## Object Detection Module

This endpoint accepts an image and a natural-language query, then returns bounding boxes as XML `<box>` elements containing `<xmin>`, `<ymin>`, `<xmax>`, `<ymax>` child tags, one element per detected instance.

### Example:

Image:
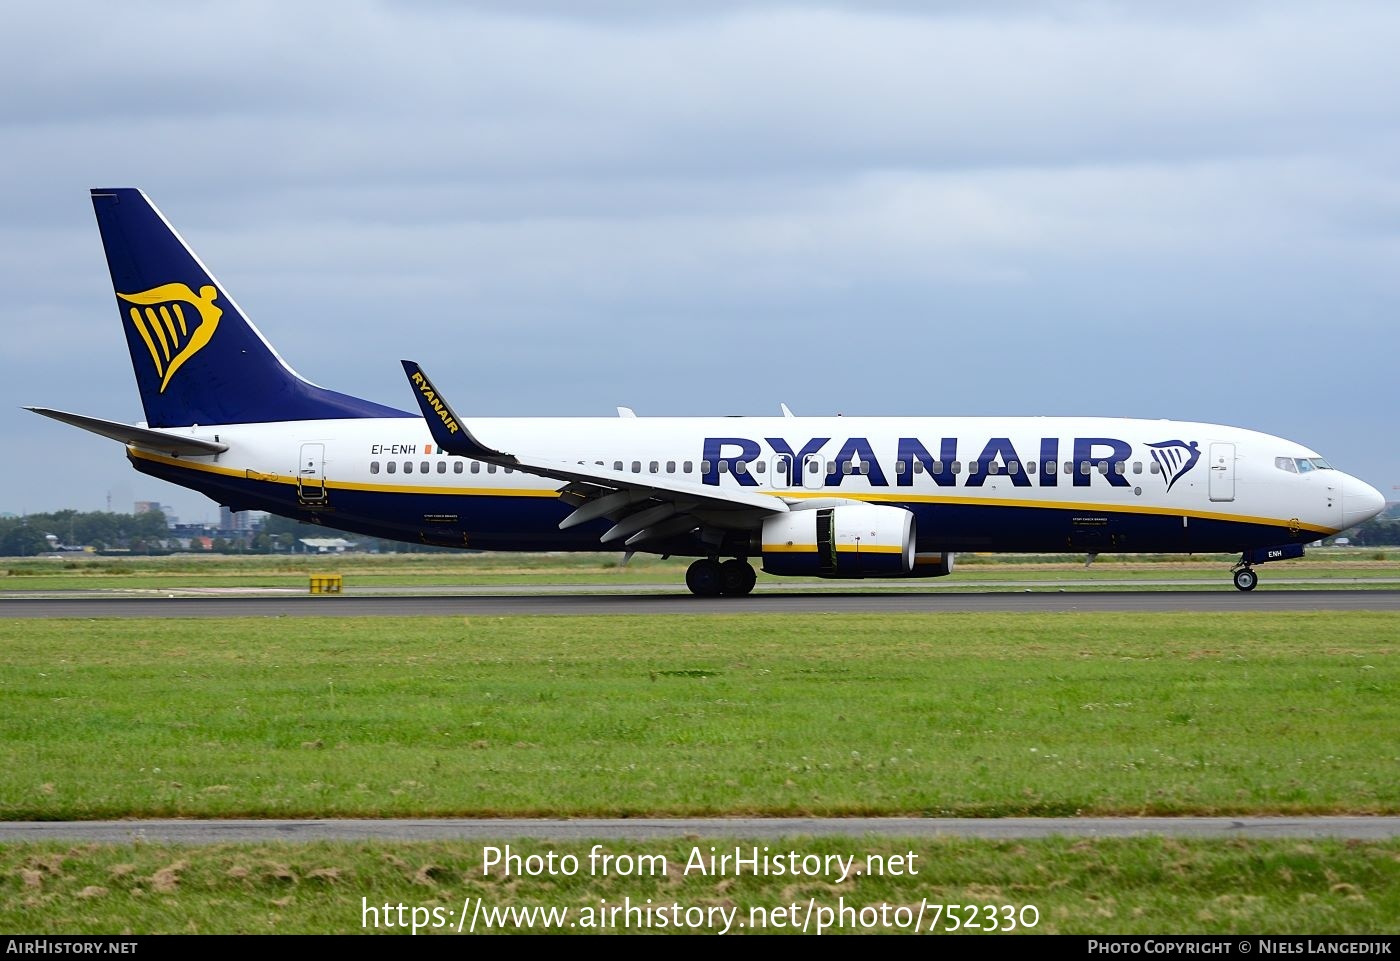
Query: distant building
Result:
<box><xmin>299</xmin><ymin>537</ymin><xmax>357</xmax><ymax>553</ymax></box>
<box><xmin>134</xmin><ymin>501</ymin><xmax>177</xmax><ymax>526</ymax></box>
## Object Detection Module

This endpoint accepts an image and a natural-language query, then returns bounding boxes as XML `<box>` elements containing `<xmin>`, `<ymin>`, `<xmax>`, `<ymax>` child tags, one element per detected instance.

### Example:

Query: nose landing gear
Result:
<box><xmin>1231</xmin><ymin>564</ymin><xmax>1258</xmax><ymax>592</ymax></box>
<box><xmin>1230</xmin><ymin>543</ymin><xmax>1307</xmax><ymax>591</ymax></box>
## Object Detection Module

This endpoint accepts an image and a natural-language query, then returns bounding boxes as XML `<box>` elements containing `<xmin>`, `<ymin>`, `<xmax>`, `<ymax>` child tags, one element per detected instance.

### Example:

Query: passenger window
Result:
<box><xmin>454</xmin><ymin>461</ymin><xmax>463</xmax><ymax>474</ymax></box>
<box><xmin>1027</xmin><ymin>460</ymin><xmax>1037</xmax><ymax>475</ymax></box>
<box><xmin>613</xmin><ymin>460</ymin><xmax>623</xmax><ymax>471</ymax></box>
<box><xmin>951</xmin><ymin>461</ymin><xmax>962</xmax><ymax>474</ymax></box>
<box><xmin>370</xmin><ymin>461</ymin><xmax>380</xmax><ymax>474</ymax></box>
<box><xmin>504</xmin><ymin>467</ymin><xmax>513</xmax><ymax>474</ymax></box>
<box><xmin>487</xmin><ymin>464</ymin><xmax>497</xmax><ymax>474</ymax></box>
<box><xmin>930</xmin><ymin>461</ymin><xmax>941</xmax><ymax>475</ymax></box>
<box><xmin>1114</xmin><ymin>461</ymin><xmax>1125</xmax><ymax>475</ymax></box>
<box><xmin>1064</xmin><ymin>461</ymin><xmax>1073</xmax><ymax>475</ymax></box>
<box><xmin>632</xmin><ymin>461</ymin><xmax>641</xmax><ymax>473</ymax></box>
<box><xmin>649</xmin><ymin>460</ymin><xmax>659</xmax><ymax>473</ymax></box>
<box><xmin>1132</xmin><ymin>462</ymin><xmax>1142</xmax><ymax>475</ymax></box>
<box><xmin>915</xmin><ymin>461</ymin><xmax>926</xmax><ymax>474</ymax></box>
<box><xmin>718</xmin><ymin>461</ymin><xmax>729</xmax><ymax>473</ymax></box>
<box><xmin>755</xmin><ymin>461</ymin><xmax>765</xmax><ymax>473</ymax></box>
<box><xmin>1045</xmin><ymin>460</ymin><xmax>1056</xmax><ymax>475</ymax></box>
<box><xmin>842</xmin><ymin>461</ymin><xmax>853</xmax><ymax>475</ymax></box>
<box><xmin>421</xmin><ymin>461</ymin><xmax>429</xmax><ymax>473</ymax></box>
<box><xmin>472</xmin><ymin>461</ymin><xmax>481</xmax><ymax>474</ymax></box>
<box><xmin>1008</xmin><ymin>461</ymin><xmax>1019</xmax><ymax>475</ymax></box>
<box><xmin>666</xmin><ymin>460</ymin><xmax>676</xmax><ymax>473</ymax></box>
<box><xmin>701</xmin><ymin>460</ymin><xmax>711</xmax><ymax>473</ymax></box>
<box><xmin>1149</xmin><ymin>462</ymin><xmax>1160</xmax><ymax>474</ymax></box>
<box><xmin>1080</xmin><ymin>462</ymin><xmax>1091</xmax><ymax>475</ymax></box>
<box><xmin>404</xmin><ymin>461</ymin><xmax>413</xmax><ymax>473</ymax></box>
<box><xmin>826</xmin><ymin>461</ymin><xmax>837</xmax><ymax>475</ymax></box>
<box><xmin>1097</xmin><ymin>461</ymin><xmax>1109</xmax><ymax>475</ymax></box>
<box><xmin>386</xmin><ymin>461</ymin><xmax>396</xmax><ymax>474</ymax></box>
<box><xmin>684</xmin><ymin>460</ymin><xmax>693</xmax><ymax>473</ymax></box>
<box><xmin>734</xmin><ymin>460</ymin><xmax>747</xmax><ymax>475</ymax></box>
<box><xmin>859</xmin><ymin>462</ymin><xmax>870</xmax><ymax>475</ymax></box>
<box><xmin>437</xmin><ymin>461</ymin><xmax>446</xmax><ymax>474</ymax></box>
<box><xmin>895</xmin><ymin>461</ymin><xmax>906</xmax><ymax>475</ymax></box>
<box><xmin>968</xmin><ymin>460</ymin><xmax>980</xmax><ymax>475</ymax></box>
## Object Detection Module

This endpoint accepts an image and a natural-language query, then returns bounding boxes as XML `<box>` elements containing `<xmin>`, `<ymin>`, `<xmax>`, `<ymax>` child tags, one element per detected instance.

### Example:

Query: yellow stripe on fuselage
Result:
<box><xmin>771</xmin><ymin>489</ymin><xmax>1336</xmax><ymax>535</ymax></box>
<box><xmin>126</xmin><ymin>448</ymin><xmax>1338</xmax><ymax>533</ymax></box>
<box><xmin>761</xmin><ymin>543</ymin><xmax>903</xmax><ymax>554</ymax></box>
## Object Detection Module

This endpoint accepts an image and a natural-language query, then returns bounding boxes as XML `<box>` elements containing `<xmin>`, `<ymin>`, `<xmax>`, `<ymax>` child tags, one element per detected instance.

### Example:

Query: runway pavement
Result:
<box><xmin>1</xmin><ymin>589</ymin><xmax>1398</xmax><ymax>617</ymax></box>
<box><xmin>5</xmin><ymin>817</ymin><xmax>1400</xmax><ymax>843</ymax></box>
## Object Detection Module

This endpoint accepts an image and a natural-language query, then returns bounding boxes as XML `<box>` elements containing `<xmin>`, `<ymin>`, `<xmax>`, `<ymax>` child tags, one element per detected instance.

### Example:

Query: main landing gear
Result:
<box><xmin>685</xmin><ymin>557</ymin><xmax>757</xmax><ymax>597</ymax></box>
<box><xmin>1231</xmin><ymin>564</ymin><xmax>1258</xmax><ymax>592</ymax></box>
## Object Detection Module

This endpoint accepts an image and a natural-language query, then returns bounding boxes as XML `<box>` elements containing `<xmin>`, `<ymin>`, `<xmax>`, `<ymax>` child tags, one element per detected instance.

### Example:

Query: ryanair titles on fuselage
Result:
<box><xmin>702</xmin><ymin>436</ymin><xmax>1199</xmax><ymax>490</ymax></box>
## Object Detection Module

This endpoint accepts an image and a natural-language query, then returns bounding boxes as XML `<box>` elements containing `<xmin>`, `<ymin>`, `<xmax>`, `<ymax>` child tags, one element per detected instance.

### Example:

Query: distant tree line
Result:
<box><xmin>0</xmin><ymin>510</ymin><xmax>169</xmax><ymax>555</ymax></box>
<box><xmin>1344</xmin><ymin>513</ymin><xmax>1400</xmax><ymax>547</ymax></box>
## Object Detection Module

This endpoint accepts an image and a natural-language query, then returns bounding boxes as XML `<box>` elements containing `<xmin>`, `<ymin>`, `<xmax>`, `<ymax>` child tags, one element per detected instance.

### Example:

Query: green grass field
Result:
<box><xmin>3</xmin><ymin>601</ymin><xmax>1397</xmax><ymax>934</ymax></box>
<box><xmin>3</xmin><ymin>612</ymin><xmax>1396</xmax><ymax>819</ymax></box>
<box><xmin>5</xmin><ymin>837</ymin><xmax>1398</xmax><ymax>934</ymax></box>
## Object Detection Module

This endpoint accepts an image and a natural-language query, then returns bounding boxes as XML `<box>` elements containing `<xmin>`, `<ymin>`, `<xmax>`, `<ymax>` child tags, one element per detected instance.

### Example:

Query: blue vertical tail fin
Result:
<box><xmin>91</xmin><ymin>188</ymin><xmax>408</xmax><ymax>427</ymax></box>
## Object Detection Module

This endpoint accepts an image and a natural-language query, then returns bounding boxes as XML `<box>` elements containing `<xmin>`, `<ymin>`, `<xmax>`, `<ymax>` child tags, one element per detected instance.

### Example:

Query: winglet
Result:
<box><xmin>400</xmin><ymin>360</ymin><xmax>510</xmax><ymax>461</ymax></box>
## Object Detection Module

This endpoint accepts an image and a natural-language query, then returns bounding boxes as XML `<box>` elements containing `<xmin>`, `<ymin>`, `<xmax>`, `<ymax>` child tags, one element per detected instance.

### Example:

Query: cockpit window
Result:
<box><xmin>1277</xmin><ymin>456</ymin><xmax>1333</xmax><ymax>474</ymax></box>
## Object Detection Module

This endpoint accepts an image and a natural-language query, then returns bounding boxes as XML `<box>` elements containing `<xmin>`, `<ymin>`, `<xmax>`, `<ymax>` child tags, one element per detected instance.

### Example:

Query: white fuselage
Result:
<box><xmin>128</xmin><ymin>414</ymin><xmax>1378</xmax><ymax>557</ymax></box>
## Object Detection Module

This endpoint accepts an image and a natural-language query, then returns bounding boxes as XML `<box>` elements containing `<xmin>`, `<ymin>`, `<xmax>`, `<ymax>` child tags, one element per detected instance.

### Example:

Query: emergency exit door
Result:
<box><xmin>1208</xmin><ymin>443</ymin><xmax>1235</xmax><ymax>502</ymax></box>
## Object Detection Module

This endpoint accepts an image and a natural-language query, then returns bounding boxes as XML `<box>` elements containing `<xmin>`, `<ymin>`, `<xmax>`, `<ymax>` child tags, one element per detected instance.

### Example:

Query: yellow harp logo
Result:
<box><xmin>118</xmin><ymin>283</ymin><xmax>222</xmax><ymax>393</ymax></box>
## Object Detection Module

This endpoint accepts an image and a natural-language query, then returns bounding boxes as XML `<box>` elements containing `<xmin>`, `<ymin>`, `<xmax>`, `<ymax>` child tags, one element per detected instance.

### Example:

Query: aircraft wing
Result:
<box><xmin>25</xmin><ymin>407</ymin><xmax>229</xmax><ymax>457</ymax></box>
<box><xmin>400</xmin><ymin>361</ymin><xmax>787</xmax><ymax>548</ymax></box>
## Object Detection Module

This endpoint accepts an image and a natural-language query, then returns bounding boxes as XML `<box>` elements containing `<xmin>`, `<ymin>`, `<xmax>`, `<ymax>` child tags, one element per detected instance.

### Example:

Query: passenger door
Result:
<box><xmin>1208</xmin><ymin>443</ymin><xmax>1235</xmax><ymax>502</ymax></box>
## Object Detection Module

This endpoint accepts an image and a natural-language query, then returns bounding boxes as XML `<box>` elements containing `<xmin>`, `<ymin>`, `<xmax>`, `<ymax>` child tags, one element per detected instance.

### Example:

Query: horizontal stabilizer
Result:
<box><xmin>25</xmin><ymin>407</ymin><xmax>228</xmax><ymax>456</ymax></box>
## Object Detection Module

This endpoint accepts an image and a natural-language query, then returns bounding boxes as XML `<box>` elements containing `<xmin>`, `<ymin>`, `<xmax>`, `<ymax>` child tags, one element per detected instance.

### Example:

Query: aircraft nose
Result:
<box><xmin>1340</xmin><ymin>474</ymin><xmax>1386</xmax><ymax>530</ymax></box>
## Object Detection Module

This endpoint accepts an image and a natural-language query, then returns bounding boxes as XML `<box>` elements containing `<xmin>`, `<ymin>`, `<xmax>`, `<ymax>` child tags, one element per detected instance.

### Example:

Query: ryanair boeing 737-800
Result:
<box><xmin>27</xmin><ymin>188</ymin><xmax>1386</xmax><ymax>595</ymax></box>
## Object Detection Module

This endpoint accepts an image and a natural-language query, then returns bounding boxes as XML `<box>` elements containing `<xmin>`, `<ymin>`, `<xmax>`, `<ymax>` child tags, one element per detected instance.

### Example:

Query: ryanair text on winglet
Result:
<box><xmin>411</xmin><ymin>371</ymin><xmax>460</xmax><ymax>434</ymax></box>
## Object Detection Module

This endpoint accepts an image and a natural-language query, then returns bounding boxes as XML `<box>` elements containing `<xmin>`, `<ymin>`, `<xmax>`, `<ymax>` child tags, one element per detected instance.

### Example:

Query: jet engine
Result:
<box><xmin>760</xmin><ymin>504</ymin><xmax>916</xmax><ymax>578</ymax></box>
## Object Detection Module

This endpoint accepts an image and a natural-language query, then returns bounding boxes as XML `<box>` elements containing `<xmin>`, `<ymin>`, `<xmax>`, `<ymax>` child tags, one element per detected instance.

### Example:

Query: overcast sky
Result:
<box><xmin>2</xmin><ymin>1</ymin><xmax>1397</xmax><ymax>523</ymax></box>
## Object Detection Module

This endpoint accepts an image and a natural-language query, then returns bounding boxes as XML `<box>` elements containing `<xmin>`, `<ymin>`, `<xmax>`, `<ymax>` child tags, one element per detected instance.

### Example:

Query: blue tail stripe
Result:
<box><xmin>92</xmin><ymin>188</ymin><xmax>410</xmax><ymax>427</ymax></box>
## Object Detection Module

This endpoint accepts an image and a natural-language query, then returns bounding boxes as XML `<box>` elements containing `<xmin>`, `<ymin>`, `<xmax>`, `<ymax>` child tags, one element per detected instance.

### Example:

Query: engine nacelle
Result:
<box><xmin>909</xmin><ymin>551</ymin><xmax>956</xmax><ymax>577</ymax></box>
<box><xmin>761</xmin><ymin>504</ymin><xmax>916</xmax><ymax>578</ymax></box>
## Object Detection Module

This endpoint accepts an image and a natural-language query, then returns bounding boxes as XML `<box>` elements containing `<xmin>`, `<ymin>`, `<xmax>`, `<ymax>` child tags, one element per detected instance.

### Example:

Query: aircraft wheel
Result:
<box><xmin>719</xmin><ymin>559</ymin><xmax>757</xmax><ymax>596</ymax></box>
<box><xmin>1232</xmin><ymin>568</ymin><xmax>1258</xmax><ymax>592</ymax></box>
<box><xmin>686</xmin><ymin>558</ymin><xmax>724</xmax><ymax>597</ymax></box>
